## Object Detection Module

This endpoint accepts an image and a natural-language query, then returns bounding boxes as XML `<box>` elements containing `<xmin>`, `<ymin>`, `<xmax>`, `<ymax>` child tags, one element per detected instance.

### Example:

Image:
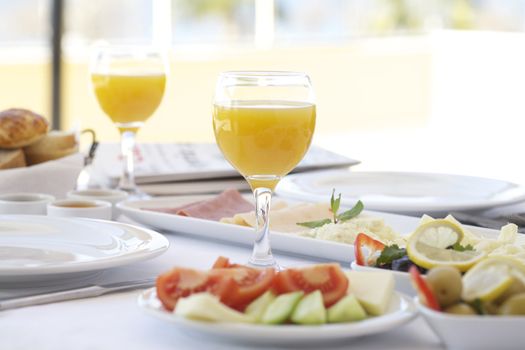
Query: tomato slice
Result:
<box><xmin>409</xmin><ymin>265</ymin><xmax>441</xmax><ymax>311</ymax></box>
<box><xmin>354</xmin><ymin>232</ymin><xmax>385</xmax><ymax>266</ymax></box>
<box><xmin>273</xmin><ymin>264</ymin><xmax>348</xmax><ymax>307</ymax></box>
<box><xmin>156</xmin><ymin>265</ymin><xmax>276</xmax><ymax>311</ymax></box>
<box><xmin>212</xmin><ymin>267</ymin><xmax>276</xmax><ymax>310</ymax></box>
<box><xmin>211</xmin><ymin>256</ymin><xmax>245</xmax><ymax>269</ymax></box>
<box><xmin>156</xmin><ymin>268</ymin><xmax>234</xmax><ymax>311</ymax></box>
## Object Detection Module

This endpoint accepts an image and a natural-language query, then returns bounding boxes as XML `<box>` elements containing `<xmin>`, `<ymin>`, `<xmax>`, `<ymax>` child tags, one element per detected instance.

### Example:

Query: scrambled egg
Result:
<box><xmin>298</xmin><ymin>215</ymin><xmax>405</xmax><ymax>247</ymax></box>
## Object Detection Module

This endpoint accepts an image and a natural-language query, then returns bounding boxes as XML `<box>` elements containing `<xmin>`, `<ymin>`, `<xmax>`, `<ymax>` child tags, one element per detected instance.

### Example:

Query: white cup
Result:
<box><xmin>66</xmin><ymin>189</ymin><xmax>128</xmax><ymax>220</ymax></box>
<box><xmin>0</xmin><ymin>193</ymin><xmax>55</xmax><ymax>215</ymax></box>
<box><xmin>47</xmin><ymin>199</ymin><xmax>112</xmax><ymax>220</ymax></box>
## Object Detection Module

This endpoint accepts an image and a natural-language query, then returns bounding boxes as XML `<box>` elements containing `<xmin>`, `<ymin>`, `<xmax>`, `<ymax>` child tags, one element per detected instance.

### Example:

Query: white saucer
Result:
<box><xmin>276</xmin><ymin>170</ymin><xmax>525</xmax><ymax>215</ymax></box>
<box><xmin>0</xmin><ymin>215</ymin><xmax>169</xmax><ymax>283</ymax></box>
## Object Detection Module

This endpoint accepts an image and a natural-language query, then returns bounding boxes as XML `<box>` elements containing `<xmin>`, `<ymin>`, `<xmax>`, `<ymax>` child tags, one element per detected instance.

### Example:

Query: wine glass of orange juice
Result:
<box><xmin>213</xmin><ymin>71</ymin><xmax>316</xmax><ymax>268</ymax></box>
<box><xmin>90</xmin><ymin>46</ymin><xmax>167</xmax><ymax>196</ymax></box>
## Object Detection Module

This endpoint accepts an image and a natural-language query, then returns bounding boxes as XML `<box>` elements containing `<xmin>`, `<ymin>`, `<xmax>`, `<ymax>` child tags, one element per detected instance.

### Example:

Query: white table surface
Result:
<box><xmin>1</xmin><ymin>218</ymin><xmax>445</xmax><ymax>350</ymax></box>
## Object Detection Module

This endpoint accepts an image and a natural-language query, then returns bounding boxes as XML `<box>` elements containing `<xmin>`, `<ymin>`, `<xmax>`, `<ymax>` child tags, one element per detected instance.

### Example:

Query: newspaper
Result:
<box><xmin>91</xmin><ymin>143</ymin><xmax>359</xmax><ymax>194</ymax></box>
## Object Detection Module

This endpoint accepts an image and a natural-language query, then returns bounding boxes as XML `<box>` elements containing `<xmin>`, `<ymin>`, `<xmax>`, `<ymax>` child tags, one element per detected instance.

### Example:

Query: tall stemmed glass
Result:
<box><xmin>90</xmin><ymin>46</ymin><xmax>167</xmax><ymax>197</ymax></box>
<box><xmin>213</xmin><ymin>71</ymin><xmax>316</xmax><ymax>268</ymax></box>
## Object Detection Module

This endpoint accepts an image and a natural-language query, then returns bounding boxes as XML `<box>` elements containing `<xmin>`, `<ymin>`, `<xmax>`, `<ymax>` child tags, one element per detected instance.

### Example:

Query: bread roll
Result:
<box><xmin>0</xmin><ymin>148</ymin><xmax>26</xmax><ymax>169</ymax></box>
<box><xmin>23</xmin><ymin>130</ymin><xmax>78</xmax><ymax>165</ymax></box>
<box><xmin>0</xmin><ymin>108</ymin><xmax>49</xmax><ymax>148</ymax></box>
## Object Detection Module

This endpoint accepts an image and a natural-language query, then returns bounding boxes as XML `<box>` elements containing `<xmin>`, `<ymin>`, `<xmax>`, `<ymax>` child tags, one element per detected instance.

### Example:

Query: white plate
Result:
<box><xmin>138</xmin><ymin>288</ymin><xmax>416</xmax><ymax>345</ymax></box>
<box><xmin>117</xmin><ymin>195</ymin><xmax>513</xmax><ymax>263</ymax></box>
<box><xmin>276</xmin><ymin>170</ymin><xmax>525</xmax><ymax>215</ymax></box>
<box><xmin>0</xmin><ymin>215</ymin><xmax>169</xmax><ymax>283</ymax></box>
<box><xmin>415</xmin><ymin>298</ymin><xmax>525</xmax><ymax>350</ymax></box>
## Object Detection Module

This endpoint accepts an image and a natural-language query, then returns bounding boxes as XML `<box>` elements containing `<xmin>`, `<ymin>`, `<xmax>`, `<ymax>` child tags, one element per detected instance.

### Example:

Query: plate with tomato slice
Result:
<box><xmin>138</xmin><ymin>259</ymin><xmax>417</xmax><ymax>345</ymax></box>
<box><xmin>139</xmin><ymin>289</ymin><xmax>415</xmax><ymax>344</ymax></box>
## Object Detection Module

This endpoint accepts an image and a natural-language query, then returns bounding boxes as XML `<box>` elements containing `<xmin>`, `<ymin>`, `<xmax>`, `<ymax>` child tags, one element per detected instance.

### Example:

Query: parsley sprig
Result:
<box><xmin>375</xmin><ymin>245</ymin><xmax>407</xmax><ymax>266</ymax></box>
<box><xmin>297</xmin><ymin>189</ymin><xmax>364</xmax><ymax>228</ymax></box>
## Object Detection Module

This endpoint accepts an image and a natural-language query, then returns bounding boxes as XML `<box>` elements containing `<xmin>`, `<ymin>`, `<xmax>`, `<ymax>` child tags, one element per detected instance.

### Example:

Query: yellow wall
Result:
<box><xmin>0</xmin><ymin>39</ymin><xmax>432</xmax><ymax>144</ymax></box>
<box><xmin>0</xmin><ymin>62</ymin><xmax>50</xmax><ymax>119</ymax></box>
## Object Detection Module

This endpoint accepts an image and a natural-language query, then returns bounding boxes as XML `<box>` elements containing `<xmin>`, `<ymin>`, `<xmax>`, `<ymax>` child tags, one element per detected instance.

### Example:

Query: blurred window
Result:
<box><xmin>0</xmin><ymin>0</ymin><xmax>49</xmax><ymax>46</ymax></box>
<box><xmin>1</xmin><ymin>1</ymin><xmax>525</xmax><ymax>51</ymax></box>
<box><xmin>0</xmin><ymin>0</ymin><xmax>49</xmax><ymax>118</ymax></box>
<box><xmin>171</xmin><ymin>0</ymin><xmax>255</xmax><ymax>45</ymax></box>
<box><xmin>64</xmin><ymin>0</ymin><xmax>153</xmax><ymax>49</ymax></box>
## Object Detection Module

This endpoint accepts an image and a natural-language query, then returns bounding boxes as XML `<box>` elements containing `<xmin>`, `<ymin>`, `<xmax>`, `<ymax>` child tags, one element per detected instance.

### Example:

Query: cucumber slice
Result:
<box><xmin>327</xmin><ymin>294</ymin><xmax>367</xmax><ymax>323</ymax></box>
<box><xmin>291</xmin><ymin>290</ymin><xmax>327</xmax><ymax>325</ymax></box>
<box><xmin>245</xmin><ymin>291</ymin><xmax>276</xmax><ymax>322</ymax></box>
<box><xmin>261</xmin><ymin>291</ymin><xmax>304</xmax><ymax>324</ymax></box>
<box><xmin>175</xmin><ymin>293</ymin><xmax>255</xmax><ymax>323</ymax></box>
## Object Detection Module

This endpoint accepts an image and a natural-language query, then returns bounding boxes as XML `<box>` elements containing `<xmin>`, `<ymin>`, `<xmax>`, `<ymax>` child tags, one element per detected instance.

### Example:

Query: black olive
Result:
<box><xmin>391</xmin><ymin>256</ymin><xmax>413</xmax><ymax>272</ymax></box>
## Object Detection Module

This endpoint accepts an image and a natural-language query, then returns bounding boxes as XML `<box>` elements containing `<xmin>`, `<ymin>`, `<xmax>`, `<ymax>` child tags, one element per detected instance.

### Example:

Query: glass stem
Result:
<box><xmin>119</xmin><ymin>130</ymin><xmax>137</xmax><ymax>191</ymax></box>
<box><xmin>249</xmin><ymin>187</ymin><xmax>277</xmax><ymax>267</ymax></box>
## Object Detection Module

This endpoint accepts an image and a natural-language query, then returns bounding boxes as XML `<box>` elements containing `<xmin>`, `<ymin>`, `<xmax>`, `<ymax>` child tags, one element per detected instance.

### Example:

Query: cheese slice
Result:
<box><xmin>345</xmin><ymin>271</ymin><xmax>395</xmax><ymax>316</ymax></box>
<box><xmin>221</xmin><ymin>202</ymin><xmax>331</xmax><ymax>233</ymax></box>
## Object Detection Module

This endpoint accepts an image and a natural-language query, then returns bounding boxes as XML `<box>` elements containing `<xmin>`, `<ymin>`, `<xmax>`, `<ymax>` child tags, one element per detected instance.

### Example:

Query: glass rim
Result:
<box><xmin>219</xmin><ymin>71</ymin><xmax>309</xmax><ymax>79</ymax></box>
<box><xmin>90</xmin><ymin>44</ymin><xmax>167</xmax><ymax>55</ymax></box>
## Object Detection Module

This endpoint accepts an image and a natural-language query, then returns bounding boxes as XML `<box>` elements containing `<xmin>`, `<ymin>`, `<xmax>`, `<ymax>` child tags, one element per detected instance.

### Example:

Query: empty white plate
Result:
<box><xmin>0</xmin><ymin>215</ymin><xmax>169</xmax><ymax>283</ymax></box>
<box><xmin>276</xmin><ymin>170</ymin><xmax>525</xmax><ymax>215</ymax></box>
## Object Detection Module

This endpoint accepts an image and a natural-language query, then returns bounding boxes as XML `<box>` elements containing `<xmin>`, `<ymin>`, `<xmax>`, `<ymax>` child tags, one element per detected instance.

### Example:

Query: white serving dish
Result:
<box><xmin>138</xmin><ymin>288</ymin><xmax>416</xmax><ymax>345</ymax></box>
<box><xmin>416</xmin><ymin>298</ymin><xmax>525</xmax><ymax>350</ymax></box>
<box><xmin>47</xmin><ymin>199</ymin><xmax>112</xmax><ymax>220</ymax></box>
<box><xmin>0</xmin><ymin>193</ymin><xmax>55</xmax><ymax>215</ymax></box>
<box><xmin>67</xmin><ymin>189</ymin><xmax>128</xmax><ymax>220</ymax></box>
<box><xmin>118</xmin><ymin>195</ymin><xmax>515</xmax><ymax>266</ymax></box>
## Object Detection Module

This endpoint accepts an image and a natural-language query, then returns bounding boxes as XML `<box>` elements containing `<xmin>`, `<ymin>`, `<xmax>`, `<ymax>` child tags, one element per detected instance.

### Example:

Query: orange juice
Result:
<box><xmin>213</xmin><ymin>100</ymin><xmax>316</xmax><ymax>190</ymax></box>
<box><xmin>92</xmin><ymin>73</ymin><xmax>166</xmax><ymax>132</ymax></box>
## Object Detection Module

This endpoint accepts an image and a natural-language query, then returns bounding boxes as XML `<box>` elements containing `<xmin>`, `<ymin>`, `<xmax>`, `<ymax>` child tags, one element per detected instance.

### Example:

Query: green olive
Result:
<box><xmin>444</xmin><ymin>303</ymin><xmax>477</xmax><ymax>315</ymax></box>
<box><xmin>426</xmin><ymin>266</ymin><xmax>462</xmax><ymax>308</ymax></box>
<box><xmin>499</xmin><ymin>293</ymin><xmax>525</xmax><ymax>315</ymax></box>
<box><xmin>482</xmin><ymin>301</ymin><xmax>500</xmax><ymax>315</ymax></box>
<box><xmin>495</xmin><ymin>278</ymin><xmax>525</xmax><ymax>305</ymax></box>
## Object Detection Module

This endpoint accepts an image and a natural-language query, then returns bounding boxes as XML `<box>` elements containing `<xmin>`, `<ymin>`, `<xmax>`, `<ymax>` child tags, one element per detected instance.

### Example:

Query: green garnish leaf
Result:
<box><xmin>297</xmin><ymin>218</ymin><xmax>332</xmax><ymax>229</ymax></box>
<box><xmin>330</xmin><ymin>189</ymin><xmax>341</xmax><ymax>223</ymax></box>
<box><xmin>375</xmin><ymin>244</ymin><xmax>407</xmax><ymax>266</ymax></box>
<box><xmin>337</xmin><ymin>200</ymin><xmax>364</xmax><ymax>222</ymax></box>
<box><xmin>296</xmin><ymin>190</ymin><xmax>364</xmax><ymax>228</ymax></box>
<box><xmin>450</xmin><ymin>243</ymin><xmax>474</xmax><ymax>252</ymax></box>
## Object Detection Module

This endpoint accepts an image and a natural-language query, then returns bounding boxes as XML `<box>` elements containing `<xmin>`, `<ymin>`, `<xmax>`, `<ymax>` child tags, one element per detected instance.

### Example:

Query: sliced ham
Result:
<box><xmin>144</xmin><ymin>200</ymin><xmax>205</xmax><ymax>215</ymax></box>
<box><xmin>145</xmin><ymin>189</ymin><xmax>254</xmax><ymax>221</ymax></box>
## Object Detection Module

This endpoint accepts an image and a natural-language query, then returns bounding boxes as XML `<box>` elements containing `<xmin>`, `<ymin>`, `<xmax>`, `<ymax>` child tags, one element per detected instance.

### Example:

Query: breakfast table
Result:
<box><xmin>0</xmin><ymin>214</ymin><xmax>447</xmax><ymax>350</ymax></box>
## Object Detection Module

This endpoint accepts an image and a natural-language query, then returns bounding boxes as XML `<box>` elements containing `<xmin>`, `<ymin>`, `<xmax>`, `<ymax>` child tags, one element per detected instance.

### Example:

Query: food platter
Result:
<box><xmin>118</xmin><ymin>195</ymin><xmax>505</xmax><ymax>262</ymax></box>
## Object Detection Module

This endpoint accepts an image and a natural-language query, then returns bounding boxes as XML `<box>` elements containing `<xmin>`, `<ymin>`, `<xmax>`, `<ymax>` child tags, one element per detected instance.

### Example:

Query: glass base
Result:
<box><xmin>247</xmin><ymin>255</ymin><xmax>281</xmax><ymax>270</ymax></box>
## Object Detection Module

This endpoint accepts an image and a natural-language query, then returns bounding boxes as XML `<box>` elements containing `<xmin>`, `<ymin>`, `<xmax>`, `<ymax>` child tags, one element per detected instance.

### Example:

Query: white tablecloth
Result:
<box><xmin>1</xmin><ymin>219</ymin><xmax>444</xmax><ymax>350</ymax></box>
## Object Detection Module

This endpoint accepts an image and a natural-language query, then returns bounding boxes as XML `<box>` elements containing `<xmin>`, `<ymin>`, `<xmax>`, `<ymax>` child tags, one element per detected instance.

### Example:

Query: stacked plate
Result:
<box><xmin>0</xmin><ymin>215</ymin><xmax>169</xmax><ymax>284</ymax></box>
<box><xmin>276</xmin><ymin>170</ymin><xmax>525</xmax><ymax>215</ymax></box>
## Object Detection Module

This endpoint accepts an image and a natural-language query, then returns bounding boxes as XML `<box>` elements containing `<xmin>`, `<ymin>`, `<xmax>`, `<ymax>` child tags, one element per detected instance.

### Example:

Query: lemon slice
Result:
<box><xmin>412</xmin><ymin>219</ymin><xmax>464</xmax><ymax>248</ymax></box>
<box><xmin>407</xmin><ymin>220</ymin><xmax>484</xmax><ymax>271</ymax></box>
<box><xmin>462</xmin><ymin>256</ymin><xmax>525</xmax><ymax>302</ymax></box>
